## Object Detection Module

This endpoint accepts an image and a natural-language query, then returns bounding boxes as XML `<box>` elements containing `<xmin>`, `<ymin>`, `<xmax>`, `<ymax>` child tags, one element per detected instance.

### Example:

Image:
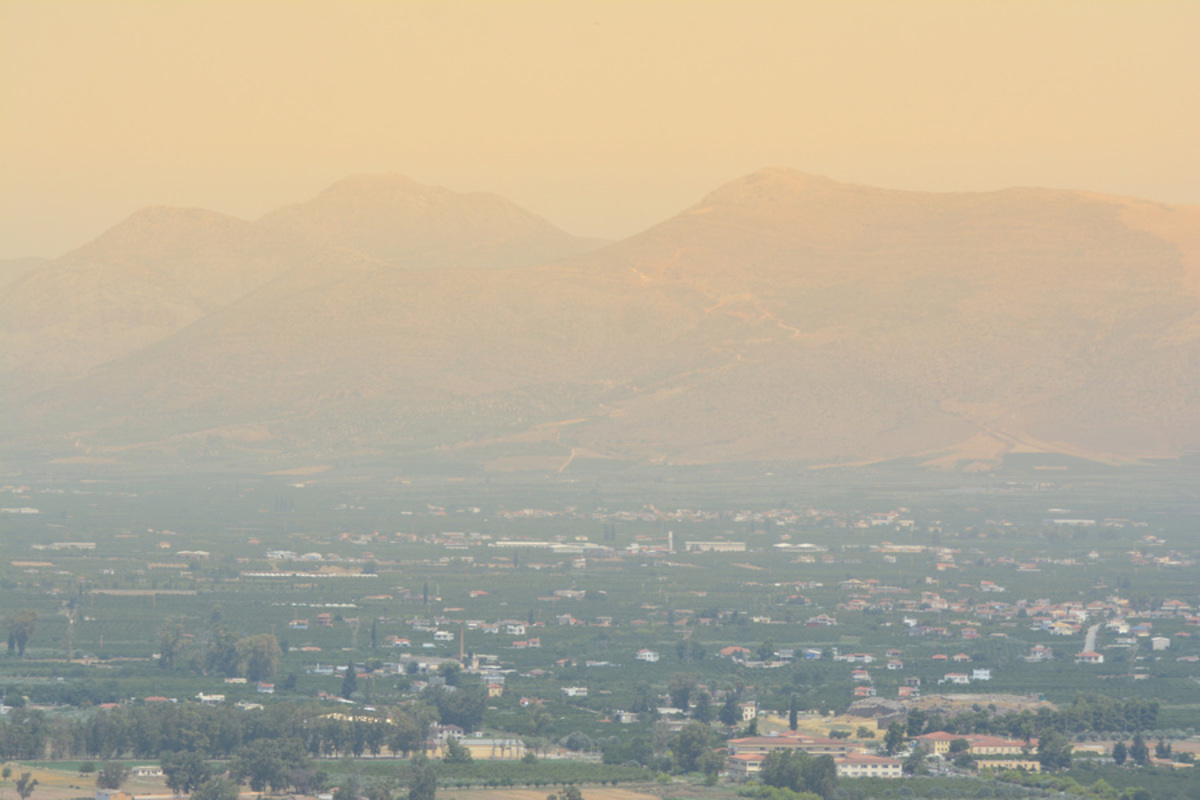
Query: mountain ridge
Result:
<box><xmin>256</xmin><ymin>172</ymin><xmax>605</xmax><ymax>268</ymax></box>
<box><xmin>1</xmin><ymin>175</ymin><xmax>604</xmax><ymax>386</ymax></box>
<box><xmin>4</xmin><ymin>169</ymin><xmax>1198</xmax><ymax>473</ymax></box>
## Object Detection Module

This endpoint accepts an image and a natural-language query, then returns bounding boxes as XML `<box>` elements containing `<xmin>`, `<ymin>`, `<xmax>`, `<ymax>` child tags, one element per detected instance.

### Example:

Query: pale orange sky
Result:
<box><xmin>2</xmin><ymin>0</ymin><xmax>1198</xmax><ymax>259</ymax></box>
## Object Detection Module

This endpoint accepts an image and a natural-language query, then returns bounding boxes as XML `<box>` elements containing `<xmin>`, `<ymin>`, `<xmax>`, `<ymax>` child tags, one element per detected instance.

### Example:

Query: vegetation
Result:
<box><xmin>759</xmin><ymin>750</ymin><xmax>838</xmax><ymax>799</ymax></box>
<box><xmin>95</xmin><ymin>761</ymin><xmax>129</xmax><ymax>790</ymax></box>
<box><xmin>4</xmin><ymin>612</ymin><xmax>37</xmax><ymax>658</ymax></box>
<box><xmin>0</xmin><ymin>469</ymin><xmax>1197</xmax><ymax>800</ymax></box>
<box><xmin>14</xmin><ymin>772</ymin><xmax>37</xmax><ymax>800</ymax></box>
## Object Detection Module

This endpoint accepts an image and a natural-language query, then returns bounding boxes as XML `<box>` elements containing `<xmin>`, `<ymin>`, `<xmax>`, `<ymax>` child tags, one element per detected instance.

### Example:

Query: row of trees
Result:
<box><xmin>757</xmin><ymin>749</ymin><xmax>838</xmax><ymax>800</ymax></box>
<box><xmin>0</xmin><ymin>696</ymin><xmax>446</xmax><ymax>761</ymax></box>
<box><xmin>84</xmin><ymin>738</ymin><xmax>428</xmax><ymax>800</ymax></box>
<box><xmin>159</xmin><ymin>615</ymin><xmax>283</xmax><ymax>682</ymax></box>
<box><xmin>903</xmin><ymin>694</ymin><xmax>1159</xmax><ymax>740</ymax></box>
<box><xmin>4</xmin><ymin>611</ymin><xmax>37</xmax><ymax>658</ymax></box>
<box><xmin>1110</xmin><ymin>733</ymin><xmax>1192</xmax><ymax>766</ymax></box>
<box><xmin>5</xmin><ymin>607</ymin><xmax>274</xmax><ymax>670</ymax></box>
<box><xmin>661</xmin><ymin>674</ymin><xmax>750</xmax><ymax>727</ymax></box>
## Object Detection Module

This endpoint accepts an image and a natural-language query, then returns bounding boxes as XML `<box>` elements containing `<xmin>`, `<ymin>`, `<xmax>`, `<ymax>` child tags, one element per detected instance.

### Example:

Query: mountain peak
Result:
<box><xmin>696</xmin><ymin>168</ymin><xmax>854</xmax><ymax>209</ymax></box>
<box><xmin>257</xmin><ymin>174</ymin><xmax>594</xmax><ymax>268</ymax></box>
<box><xmin>69</xmin><ymin>206</ymin><xmax>254</xmax><ymax>261</ymax></box>
<box><xmin>317</xmin><ymin>172</ymin><xmax>448</xmax><ymax>198</ymax></box>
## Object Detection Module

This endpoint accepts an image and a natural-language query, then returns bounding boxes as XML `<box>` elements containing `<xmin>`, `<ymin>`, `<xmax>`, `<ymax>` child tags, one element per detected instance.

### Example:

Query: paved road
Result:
<box><xmin>1084</xmin><ymin>623</ymin><xmax>1100</xmax><ymax>652</ymax></box>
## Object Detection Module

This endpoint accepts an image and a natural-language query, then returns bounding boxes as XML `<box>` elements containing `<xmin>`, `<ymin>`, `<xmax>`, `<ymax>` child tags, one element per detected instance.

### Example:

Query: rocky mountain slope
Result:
<box><xmin>0</xmin><ymin>176</ymin><xmax>603</xmax><ymax>386</ymax></box>
<box><xmin>4</xmin><ymin>169</ymin><xmax>1197</xmax><ymax>472</ymax></box>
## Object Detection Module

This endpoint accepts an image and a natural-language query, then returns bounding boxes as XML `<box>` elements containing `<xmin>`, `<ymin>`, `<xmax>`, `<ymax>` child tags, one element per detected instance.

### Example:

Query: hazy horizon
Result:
<box><xmin>3</xmin><ymin>1</ymin><xmax>1198</xmax><ymax>260</ymax></box>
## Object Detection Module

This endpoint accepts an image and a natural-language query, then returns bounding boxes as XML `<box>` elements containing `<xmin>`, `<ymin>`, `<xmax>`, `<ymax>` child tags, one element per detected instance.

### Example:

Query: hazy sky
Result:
<box><xmin>2</xmin><ymin>0</ymin><xmax>1198</xmax><ymax>259</ymax></box>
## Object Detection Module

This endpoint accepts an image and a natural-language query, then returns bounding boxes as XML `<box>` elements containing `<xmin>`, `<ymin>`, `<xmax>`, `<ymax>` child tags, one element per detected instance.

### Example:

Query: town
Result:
<box><xmin>0</xmin><ymin>468</ymin><xmax>1197</xmax><ymax>800</ymax></box>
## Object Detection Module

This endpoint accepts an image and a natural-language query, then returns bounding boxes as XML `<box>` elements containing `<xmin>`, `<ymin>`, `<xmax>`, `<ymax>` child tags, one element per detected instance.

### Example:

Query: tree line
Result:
<box><xmin>903</xmin><ymin>694</ymin><xmax>1158</xmax><ymax>740</ymax></box>
<box><xmin>0</xmin><ymin>696</ymin><xmax>450</xmax><ymax>762</ymax></box>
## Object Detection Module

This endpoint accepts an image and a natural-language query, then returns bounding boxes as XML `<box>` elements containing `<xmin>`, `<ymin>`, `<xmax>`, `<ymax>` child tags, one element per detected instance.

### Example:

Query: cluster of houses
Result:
<box><xmin>726</xmin><ymin>731</ymin><xmax>901</xmax><ymax>779</ymax></box>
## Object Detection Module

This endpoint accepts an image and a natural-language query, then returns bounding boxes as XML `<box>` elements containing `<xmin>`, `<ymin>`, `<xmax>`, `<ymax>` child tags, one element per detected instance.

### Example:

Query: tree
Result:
<box><xmin>903</xmin><ymin>744</ymin><xmax>929</xmax><ymax>775</ymax></box>
<box><xmin>719</xmin><ymin>695</ymin><xmax>740</xmax><ymax>726</ymax></box>
<box><xmin>421</xmin><ymin>685</ymin><xmax>486</xmax><ymax>731</ymax></box>
<box><xmin>204</xmin><ymin>626</ymin><xmax>241</xmax><ymax>677</ymax></box>
<box><xmin>364</xmin><ymin>781</ymin><xmax>392</xmax><ymax>800</ymax></box>
<box><xmin>527</xmin><ymin>705</ymin><xmax>554</xmax><ymax>736</ymax></box>
<box><xmin>1130</xmin><ymin>733</ymin><xmax>1150</xmax><ymax>766</ymax></box>
<box><xmin>443</xmin><ymin>738</ymin><xmax>472</xmax><ymax>763</ymax></box>
<box><xmin>96</xmin><ymin>763</ymin><xmax>128</xmax><ymax>790</ymax></box>
<box><xmin>237</xmin><ymin>634</ymin><xmax>282</xmax><ymax>682</ymax></box>
<box><xmin>948</xmin><ymin>738</ymin><xmax>971</xmax><ymax>756</ymax></box>
<box><xmin>341</xmin><ymin>668</ymin><xmax>358</xmax><ymax>699</ymax></box>
<box><xmin>561</xmin><ymin>787</ymin><xmax>583</xmax><ymax>800</ymax></box>
<box><xmin>802</xmin><ymin>755</ymin><xmax>838</xmax><ymax>800</ymax></box>
<box><xmin>561</xmin><ymin>731</ymin><xmax>594</xmax><ymax>752</ymax></box>
<box><xmin>389</xmin><ymin>707</ymin><xmax>431</xmax><ymax>757</ymax></box>
<box><xmin>5</xmin><ymin>612</ymin><xmax>38</xmax><ymax>658</ymax></box>
<box><xmin>667</xmin><ymin>673</ymin><xmax>696</xmax><ymax>711</ymax></box>
<box><xmin>676</xmin><ymin>639</ymin><xmax>706</xmax><ymax>662</ymax></box>
<box><xmin>1154</xmin><ymin>739</ymin><xmax>1172</xmax><ymax>759</ymax></box>
<box><xmin>789</xmin><ymin>695</ymin><xmax>799</xmax><ymax>731</ymax></box>
<box><xmin>158</xmin><ymin>617</ymin><xmax>186</xmax><ymax>670</ymax></box>
<box><xmin>757</xmin><ymin>639</ymin><xmax>775</xmax><ymax>661</ymax></box>
<box><xmin>437</xmin><ymin>662</ymin><xmax>460</xmax><ymax>686</ymax></box>
<box><xmin>905</xmin><ymin>708</ymin><xmax>927</xmax><ymax>737</ymax></box>
<box><xmin>407</xmin><ymin>753</ymin><xmax>436</xmax><ymax>800</ymax></box>
<box><xmin>161</xmin><ymin>750</ymin><xmax>212</xmax><ymax>794</ymax></box>
<box><xmin>884</xmin><ymin>721</ymin><xmax>905</xmax><ymax>756</ymax></box>
<box><xmin>630</xmin><ymin>683</ymin><xmax>656</xmax><ymax>714</ymax></box>
<box><xmin>952</xmin><ymin>751</ymin><xmax>976</xmax><ymax>769</ymax></box>
<box><xmin>761</xmin><ymin>750</ymin><xmax>803</xmax><ymax>791</ymax></box>
<box><xmin>191</xmin><ymin>778</ymin><xmax>239</xmax><ymax>800</ymax></box>
<box><xmin>671</xmin><ymin>722</ymin><xmax>711</xmax><ymax>773</ymax></box>
<box><xmin>760</xmin><ymin>750</ymin><xmax>837</xmax><ymax>800</ymax></box>
<box><xmin>1111</xmin><ymin>740</ymin><xmax>1127</xmax><ymax>765</ymax></box>
<box><xmin>333</xmin><ymin>776</ymin><xmax>360</xmax><ymax>800</ymax></box>
<box><xmin>14</xmin><ymin>774</ymin><xmax>37</xmax><ymax>800</ymax></box>
<box><xmin>692</xmin><ymin>691</ymin><xmax>713</xmax><ymax>723</ymax></box>
<box><xmin>231</xmin><ymin>737</ymin><xmax>310</xmax><ymax>792</ymax></box>
<box><xmin>1037</xmin><ymin>730</ymin><xmax>1073</xmax><ymax>771</ymax></box>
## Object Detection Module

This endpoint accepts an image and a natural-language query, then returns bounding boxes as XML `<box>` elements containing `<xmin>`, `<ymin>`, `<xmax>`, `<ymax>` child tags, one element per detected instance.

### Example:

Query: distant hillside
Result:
<box><xmin>0</xmin><ymin>176</ymin><xmax>603</xmax><ymax>386</ymax></box>
<box><xmin>257</xmin><ymin>173</ymin><xmax>606</xmax><ymax>268</ymax></box>
<box><xmin>4</xmin><ymin>169</ymin><xmax>1198</xmax><ymax>473</ymax></box>
<box><xmin>0</xmin><ymin>256</ymin><xmax>47</xmax><ymax>290</ymax></box>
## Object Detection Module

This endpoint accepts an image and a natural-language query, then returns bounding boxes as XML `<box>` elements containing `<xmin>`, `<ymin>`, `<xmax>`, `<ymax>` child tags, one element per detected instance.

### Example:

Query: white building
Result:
<box><xmin>685</xmin><ymin>541</ymin><xmax>747</xmax><ymax>553</ymax></box>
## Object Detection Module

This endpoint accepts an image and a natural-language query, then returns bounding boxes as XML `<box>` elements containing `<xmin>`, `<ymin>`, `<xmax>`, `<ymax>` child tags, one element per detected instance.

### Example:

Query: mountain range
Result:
<box><xmin>3</xmin><ymin>169</ymin><xmax>1198</xmax><ymax>473</ymax></box>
